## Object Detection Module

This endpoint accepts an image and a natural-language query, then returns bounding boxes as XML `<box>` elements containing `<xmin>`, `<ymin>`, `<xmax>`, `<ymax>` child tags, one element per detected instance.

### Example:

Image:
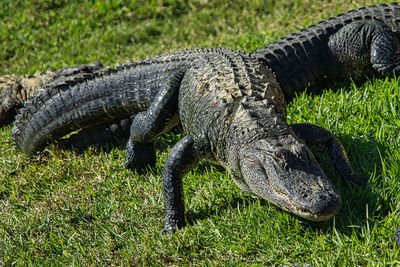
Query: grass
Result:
<box><xmin>0</xmin><ymin>0</ymin><xmax>399</xmax><ymax>265</ymax></box>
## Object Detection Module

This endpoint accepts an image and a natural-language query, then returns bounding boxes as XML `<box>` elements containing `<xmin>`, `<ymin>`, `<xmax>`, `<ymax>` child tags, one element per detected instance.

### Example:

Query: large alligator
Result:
<box><xmin>12</xmin><ymin>48</ymin><xmax>362</xmax><ymax>232</ymax></box>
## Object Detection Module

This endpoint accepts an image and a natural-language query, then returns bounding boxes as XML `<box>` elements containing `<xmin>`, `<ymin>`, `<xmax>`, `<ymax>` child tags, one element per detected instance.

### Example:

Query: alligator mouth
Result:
<box><xmin>292</xmin><ymin>204</ymin><xmax>338</xmax><ymax>222</ymax></box>
<box><xmin>266</xmin><ymin>174</ymin><xmax>339</xmax><ymax>221</ymax></box>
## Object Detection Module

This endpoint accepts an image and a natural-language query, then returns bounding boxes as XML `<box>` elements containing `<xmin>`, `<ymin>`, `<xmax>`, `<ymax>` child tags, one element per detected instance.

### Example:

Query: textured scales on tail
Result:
<box><xmin>254</xmin><ymin>2</ymin><xmax>400</xmax><ymax>100</ymax></box>
<box><xmin>0</xmin><ymin>62</ymin><xmax>103</xmax><ymax>125</ymax></box>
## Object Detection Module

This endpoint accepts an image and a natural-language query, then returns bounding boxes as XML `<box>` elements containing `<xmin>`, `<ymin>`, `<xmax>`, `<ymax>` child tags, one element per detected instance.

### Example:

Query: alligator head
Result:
<box><xmin>233</xmin><ymin>135</ymin><xmax>341</xmax><ymax>221</ymax></box>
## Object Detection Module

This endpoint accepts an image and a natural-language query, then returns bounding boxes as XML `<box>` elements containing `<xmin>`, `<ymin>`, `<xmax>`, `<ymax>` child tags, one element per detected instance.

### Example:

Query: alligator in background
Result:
<box><xmin>12</xmin><ymin>48</ymin><xmax>364</xmax><ymax>232</ymax></box>
<box><xmin>253</xmin><ymin>2</ymin><xmax>400</xmax><ymax>101</ymax></box>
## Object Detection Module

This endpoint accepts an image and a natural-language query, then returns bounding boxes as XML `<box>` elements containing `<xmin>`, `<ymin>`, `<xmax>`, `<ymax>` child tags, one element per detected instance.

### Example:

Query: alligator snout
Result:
<box><xmin>301</xmin><ymin>189</ymin><xmax>342</xmax><ymax>221</ymax></box>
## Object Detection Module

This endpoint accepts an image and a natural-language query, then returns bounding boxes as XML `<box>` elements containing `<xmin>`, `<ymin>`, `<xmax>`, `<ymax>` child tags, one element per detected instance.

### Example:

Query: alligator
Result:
<box><xmin>12</xmin><ymin>48</ymin><xmax>364</xmax><ymax>232</ymax></box>
<box><xmin>9</xmin><ymin>3</ymin><xmax>399</xmax><ymax>235</ymax></box>
<box><xmin>0</xmin><ymin>62</ymin><xmax>103</xmax><ymax>126</ymax></box>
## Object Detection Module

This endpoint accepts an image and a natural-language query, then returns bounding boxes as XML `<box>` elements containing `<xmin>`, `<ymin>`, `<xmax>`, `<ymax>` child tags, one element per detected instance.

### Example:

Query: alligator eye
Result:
<box><xmin>274</xmin><ymin>150</ymin><xmax>282</xmax><ymax>159</ymax></box>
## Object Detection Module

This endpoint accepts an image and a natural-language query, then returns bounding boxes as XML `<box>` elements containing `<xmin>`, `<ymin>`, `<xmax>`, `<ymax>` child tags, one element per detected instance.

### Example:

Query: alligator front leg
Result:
<box><xmin>124</xmin><ymin>71</ymin><xmax>184</xmax><ymax>171</ymax></box>
<box><xmin>290</xmin><ymin>123</ymin><xmax>367</xmax><ymax>186</ymax></box>
<box><xmin>162</xmin><ymin>134</ymin><xmax>201</xmax><ymax>233</ymax></box>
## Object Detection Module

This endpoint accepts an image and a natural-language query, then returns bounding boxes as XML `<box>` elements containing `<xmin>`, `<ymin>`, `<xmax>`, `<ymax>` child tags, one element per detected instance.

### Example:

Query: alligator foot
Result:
<box><xmin>161</xmin><ymin>220</ymin><xmax>186</xmax><ymax>234</ymax></box>
<box><xmin>124</xmin><ymin>139</ymin><xmax>156</xmax><ymax>172</ymax></box>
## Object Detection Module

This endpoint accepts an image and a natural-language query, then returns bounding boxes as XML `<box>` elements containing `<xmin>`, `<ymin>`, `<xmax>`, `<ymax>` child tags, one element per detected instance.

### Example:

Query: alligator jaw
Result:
<box><xmin>276</xmin><ymin>193</ymin><xmax>342</xmax><ymax>222</ymax></box>
<box><xmin>293</xmin><ymin>206</ymin><xmax>339</xmax><ymax>222</ymax></box>
<box><xmin>262</xmin><ymin>169</ymin><xmax>341</xmax><ymax>222</ymax></box>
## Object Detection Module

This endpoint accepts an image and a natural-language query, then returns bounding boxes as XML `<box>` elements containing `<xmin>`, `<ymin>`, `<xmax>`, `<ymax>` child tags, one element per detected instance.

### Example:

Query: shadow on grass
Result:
<box><xmin>56</xmin><ymin>125</ymin><xmax>183</xmax><ymax>154</ymax></box>
<box><xmin>289</xmin><ymin>74</ymin><xmax>384</xmax><ymax>101</ymax></box>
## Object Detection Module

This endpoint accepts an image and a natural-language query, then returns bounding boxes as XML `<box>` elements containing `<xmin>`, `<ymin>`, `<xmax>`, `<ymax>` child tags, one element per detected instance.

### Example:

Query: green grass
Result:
<box><xmin>0</xmin><ymin>0</ymin><xmax>399</xmax><ymax>265</ymax></box>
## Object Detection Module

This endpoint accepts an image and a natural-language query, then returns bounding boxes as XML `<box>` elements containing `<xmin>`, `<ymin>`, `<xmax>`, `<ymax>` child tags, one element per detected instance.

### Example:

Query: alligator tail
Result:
<box><xmin>12</xmin><ymin>60</ymin><xmax>184</xmax><ymax>154</ymax></box>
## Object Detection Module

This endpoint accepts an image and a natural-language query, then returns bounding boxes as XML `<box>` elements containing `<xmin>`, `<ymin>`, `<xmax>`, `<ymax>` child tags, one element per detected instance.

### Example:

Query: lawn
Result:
<box><xmin>0</xmin><ymin>0</ymin><xmax>399</xmax><ymax>265</ymax></box>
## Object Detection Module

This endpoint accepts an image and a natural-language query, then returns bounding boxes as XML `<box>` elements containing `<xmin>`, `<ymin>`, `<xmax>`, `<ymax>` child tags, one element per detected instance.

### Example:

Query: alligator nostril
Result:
<box><xmin>311</xmin><ymin>191</ymin><xmax>341</xmax><ymax>216</ymax></box>
<box><xmin>274</xmin><ymin>150</ymin><xmax>282</xmax><ymax>159</ymax></box>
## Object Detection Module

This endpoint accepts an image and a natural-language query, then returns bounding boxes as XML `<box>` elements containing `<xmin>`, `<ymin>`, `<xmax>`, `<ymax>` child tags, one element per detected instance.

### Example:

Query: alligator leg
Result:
<box><xmin>369</xmin><ymin>28</ymin><xmax>400</xmax><ymax>75</ymax></box>
<box><xmin>124</xmin><ymin>71</ymin><xmax>184</xmax><ymax>171</ymax></box>
<box><xmin>120</xmin><ymin>69</ymin><xmax>203</xmax><ymax>232</ymax></box>
<box><xmin>162</xmin><ymin>134</ymin><xmax>201</xmax><ymax>233</ymax></box>
<box><xmin>329</xmin><ymin>20</ymin><xmax>400</xmax><ymax>77</ymax></box>
<box><xmin>290</xmin><ymin>123</ymin><xmax>367</xmax><ymax>186</ymax></box>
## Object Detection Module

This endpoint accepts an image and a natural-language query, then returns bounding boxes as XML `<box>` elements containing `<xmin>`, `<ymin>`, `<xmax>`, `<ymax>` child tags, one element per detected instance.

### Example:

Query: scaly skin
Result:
<box><xmin>13</xmin><ymin>50</ymin><xmax>225</xmax><ymax>154</ymax></box>
<box><xmin>254</xmin><ymin>2</ymin><xmax>400</xmax><ymax>101</ymax></box>
<box><xmin>0</xmin><ymin>62</ymin><xmax>103</xmax><ymax>126</ymax></box>
<box><xmin>12</xmin><ymin>48</ymin><xmax>361</xmax><ymax>232</ymax></box>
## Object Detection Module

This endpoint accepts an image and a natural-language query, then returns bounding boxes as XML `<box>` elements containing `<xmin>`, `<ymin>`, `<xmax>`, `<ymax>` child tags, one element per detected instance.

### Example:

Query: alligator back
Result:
<box><xmin>178</xmin><ymin>50</ymin><xmax>286</xmax><ymax>164</ymax></box>
<box><xmin>254</xmin><ymin>2</ymin><xmax>400</xmax><ymax>100</ymax></box>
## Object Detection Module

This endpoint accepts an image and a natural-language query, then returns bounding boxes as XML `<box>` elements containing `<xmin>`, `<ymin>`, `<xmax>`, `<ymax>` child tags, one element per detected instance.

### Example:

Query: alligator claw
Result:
<box><xmin>161</xmin><ymin>225</ymin><xmax>177</xmax><ymax>235</ymax></box>
<box><xmin>161</xmin><ymin>214</ymin><xmax>186</xmax><ymax>234</ymax></box>
<box><xmin>124</xmin><ymin>139</ymin><xmax>156</xmax><ymax>172</ymax></box>
<box><xmin>162</xmin><ymin>221</ymin><xmax>185</xmax><ymax>234</ymax></box>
